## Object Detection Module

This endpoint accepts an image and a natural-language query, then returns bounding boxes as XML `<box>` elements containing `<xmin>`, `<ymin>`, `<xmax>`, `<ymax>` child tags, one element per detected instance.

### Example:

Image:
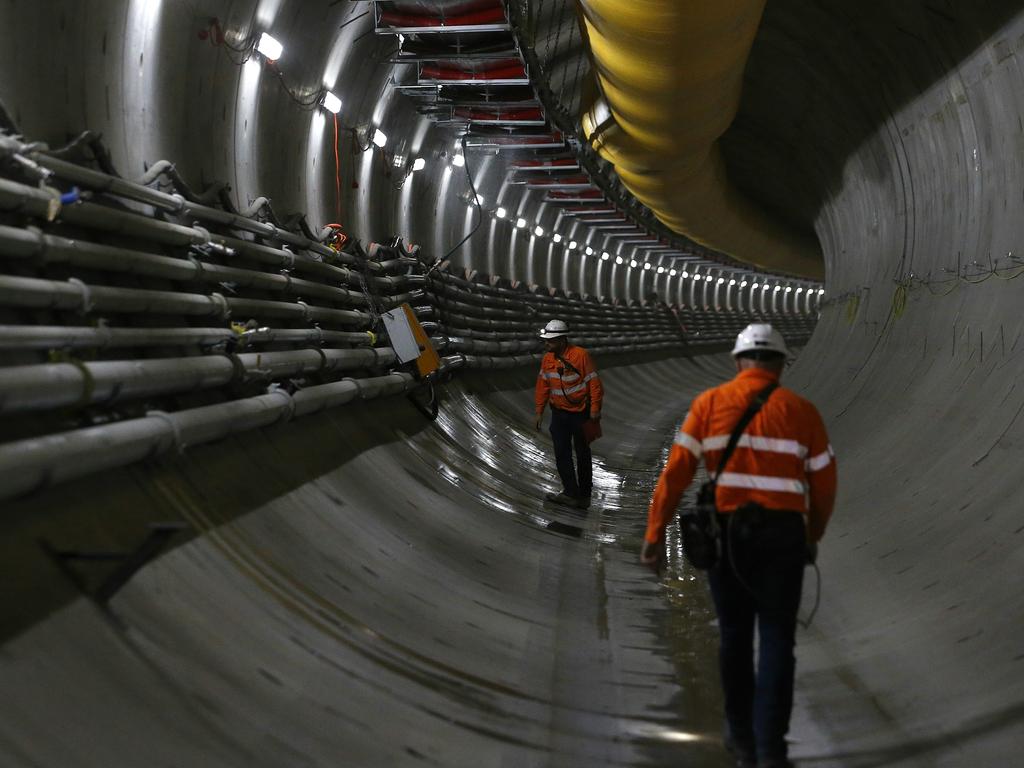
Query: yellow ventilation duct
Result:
<box><xmin>577</xmin><ymin>0</ymin><xmax>823</xmax><ymax>279</ymax></box>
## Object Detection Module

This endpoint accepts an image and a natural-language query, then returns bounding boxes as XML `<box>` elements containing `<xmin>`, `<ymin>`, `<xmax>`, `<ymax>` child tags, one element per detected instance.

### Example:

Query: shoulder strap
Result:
<box><xmin>711</xmin><ymin>382</ymin><xmax>778</xmax><ymax>484</ymax></box>
<box><xmin>556</xmin><ymin>351</ymin><xmax>582</xmax><ymax>377</ymax></box>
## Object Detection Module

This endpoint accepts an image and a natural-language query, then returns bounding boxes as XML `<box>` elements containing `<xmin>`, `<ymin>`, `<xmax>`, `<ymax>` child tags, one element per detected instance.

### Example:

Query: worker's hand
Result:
<box><xmin>590</xmin><ymin>412</ymin><xmax>601</xmax><ymax>421</ymax></box>
<box><xmin>534</xmin><ymin>413</ymin><xmax>543</xmax><ymax>431</ymax></box>
<box><xmin>805</xmin><ymin>541</ymin><xmax>818</xmax><ymax>565</ymax></box>
<box><xmin>639</xmin><ymin>539</ymin><xmax>664</xmax><ymax>575</ymax></box>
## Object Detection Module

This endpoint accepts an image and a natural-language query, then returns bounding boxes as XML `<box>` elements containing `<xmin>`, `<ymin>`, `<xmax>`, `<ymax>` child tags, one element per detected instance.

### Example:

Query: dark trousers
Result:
<box><xmin>548</xmin><ymin>407</ymin><xmax>592</xmax><ymax>498</ymax></box>
<box><xmin>707</xmin><ymin>507</ymin><xmax>806</xmax><ymax>763</ymax></box>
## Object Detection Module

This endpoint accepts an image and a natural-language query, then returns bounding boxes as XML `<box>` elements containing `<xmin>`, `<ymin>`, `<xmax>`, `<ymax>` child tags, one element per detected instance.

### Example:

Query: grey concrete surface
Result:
<box><xmin>2</xmin><ymin>0</ymin><xmax>1024</xmax><ymax>766</ymax></box>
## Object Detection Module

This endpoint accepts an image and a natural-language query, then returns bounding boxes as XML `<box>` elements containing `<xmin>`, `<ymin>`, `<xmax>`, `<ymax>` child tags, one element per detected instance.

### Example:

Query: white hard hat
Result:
<box><xmin>731</xmin><ymin>323</ymin><xmax>789</xmax><ymax>358</ymax></box>
<box><xmin>539</xmin><ymin>319</ymin><xmax>569</xmax><ymax>339</ymax></box>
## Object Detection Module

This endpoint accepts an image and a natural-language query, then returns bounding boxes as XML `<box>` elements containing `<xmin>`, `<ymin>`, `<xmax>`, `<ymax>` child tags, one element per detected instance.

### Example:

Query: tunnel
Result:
<box><xmin>1</xmin><ymin>1</ymin><xmax>1022</xmax><ymax>766</ymax></box>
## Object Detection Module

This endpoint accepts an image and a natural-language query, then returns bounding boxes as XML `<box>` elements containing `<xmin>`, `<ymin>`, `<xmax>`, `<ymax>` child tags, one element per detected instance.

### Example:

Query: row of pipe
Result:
<box><xmin>0</xmin><ymin>131</ymin><xmax>815</xmax><ymax>501</ymax></box>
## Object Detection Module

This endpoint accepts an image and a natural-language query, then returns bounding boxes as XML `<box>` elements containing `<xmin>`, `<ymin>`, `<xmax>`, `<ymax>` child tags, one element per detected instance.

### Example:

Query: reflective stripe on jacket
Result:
<box><xmin>535</xmin><ymin>345</ymin><xmax>603</xmax><ymax>414</ymax></box>
<box><xmin>645</xmin><ymin>367</ymin><xmax>836</xmax><ymax>544</ymax></box>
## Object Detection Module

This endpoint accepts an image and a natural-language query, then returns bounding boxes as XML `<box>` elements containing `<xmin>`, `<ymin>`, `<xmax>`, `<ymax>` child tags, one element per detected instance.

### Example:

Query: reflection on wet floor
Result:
<box><xmin>399</xmin><ymin>355</ymin><xmax>735</xmax><ymax>765</ymax></box>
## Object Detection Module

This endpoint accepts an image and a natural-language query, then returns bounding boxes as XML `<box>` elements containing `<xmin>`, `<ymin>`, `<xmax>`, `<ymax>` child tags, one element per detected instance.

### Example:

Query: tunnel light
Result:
<box><xmin>741</xmin><ymin>281</ymin><xmax>748</xmax><ymax>288</ymax></box>
<box><xmin>516</xmin><ymin>217</ymin><xmax>527</xmax><ymax>229</ymax></box>
<box><xmin>785</xmin><ymin>286</ymin><xmax>792</xmax><ymax>292</ymax></box>
<box><xmin>681</xmin><ymin>271</ymin><xmax>689</xmax><ymax>278</ymax></box>
<box><xmin>451</xmin><ymin>153</ymin><xmax>465</xmax><ymax>168</ymax></box>
<box><xmin>553</xmin><ymin>233</ymin><xmax>562</xmax><ymax>243</ymax></box>
<box><xmin>372</xmin><ymin>129</ymin><xmax>388</xmax><ymax>148</ymax></box>
<box><xmin>601</xmin><ymin>252</ymin><xmax>610</xmax><ymax>261</ymax></box>
<box><xmin>534</xmin><ymin>225</ymin><xmax>544</xmax><ymax>237</ymax></box>
<box><xmin>669</xmin><ymin>269</ymin><xmax>677</xmax><ymax>277</ymax></box>
<box><xmin>257</xmin><ymin>32</ymin><xmax>284</xmax><ymax>61</ymax></box>
<box><xmin>585</xmin><ymin>246</ymin><xmax>594</xmax><ymax>255</ymax></box>
<box><xmin>774</xmin><ymin>285</ymin><xmax>781</xmax><ymax>291</ymax></box>
<box><xmin>630</xmin><ymin>260</ymin><xmax>638</xmax><ymax>268</ymax></box>
<box><xmin>818</xmin><ymin>289</ymin><xmax>825</xmax><ymax>295</ymax></box>
<box><xmin>568</xmin><ymin>240</ymin><xmax>577</xmax><ymax>249</ymax></box>
<box><xmin>658</xmin><ymin>266</ymin><xmax>665</xmax><ymax>274</ymax></box>
<box><xmin>644</xmin><ymin>262</ymin><xmax>652</xmax><ymax>270</ymax></box>
<box><xmin>717</xmin><ymin>277</ymin><xmax>725</xmax><ymax>284</ymax></box>
<box><xmin>706</xmin><ymin>276</ymin><xmax>713</xmax><ymax>282</ymax></box>
<box><xmin>495</xmin><ymin>206</ymin><xmax>507</xmax><ymax>219</ymax></box>
<box><xmin>615</xmin><ymin>256</ymin><xmax>624</xmax><ymax>265</ymax></box>
<box><xmin>796</xmin><ymin>287</ymin><xmax>803</xmax><ymax>294</ymax></box>
<box><xmin>752</xmin><ymin>283</ymin><xmax>759</xmax><ymax>289</ymax></box>
<box><xmin>412</xmin><ymin>157</ymin><xmax>426</xmax><ymax>171</ymax></box>
<box><xmin>729</xmin><ymin>279</ymin><xmax>736</xmax><ymax>286</ymax></box>
<box><xmin>322</xmin><ymin>91</ymin><xmax>342</xmax><ymax>114</ymax></box>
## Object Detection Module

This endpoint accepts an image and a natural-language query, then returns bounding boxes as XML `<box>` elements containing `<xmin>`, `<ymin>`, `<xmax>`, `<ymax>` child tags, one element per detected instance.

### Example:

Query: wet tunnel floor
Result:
<box><xmin>0</xmin><ymin>352</ymin><xmax>753</xmax><ymax>768</ymax></box>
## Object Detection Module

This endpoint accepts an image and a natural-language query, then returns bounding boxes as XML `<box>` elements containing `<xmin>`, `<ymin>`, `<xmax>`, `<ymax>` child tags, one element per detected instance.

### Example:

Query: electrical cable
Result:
<box><xmin>439</xmin><ymin>134</ymin><xmax>483</xmax><ymax>262</ymax></box>
<box><xmin>333</xmin><ymin>114</ymin><xmax>342</xmax><ymax>223</ymax></box>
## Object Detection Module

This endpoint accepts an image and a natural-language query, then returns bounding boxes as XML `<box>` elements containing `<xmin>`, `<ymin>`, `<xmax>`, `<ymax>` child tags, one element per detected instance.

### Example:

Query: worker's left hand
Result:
<box><xmin>639</xmin><ymin>539</ymin><xmax>664</xmax><ymax>575</ymax></box>
<box><xmin>534</xmin><ymin>413</ymin><xmax>543</xmax><ymax>431</ymax></box>
<box><xmin>590</xmin><ymin>412</ymin><xmax>601</xmax><ymax>420</ymax></box>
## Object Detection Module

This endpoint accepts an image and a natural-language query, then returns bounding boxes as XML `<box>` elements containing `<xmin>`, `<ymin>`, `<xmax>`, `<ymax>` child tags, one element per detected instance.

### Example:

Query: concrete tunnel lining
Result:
<box><xmin>2</xmin><ymin>0</ymin><xmax>1024</xmax><ymax>765</ymax></box>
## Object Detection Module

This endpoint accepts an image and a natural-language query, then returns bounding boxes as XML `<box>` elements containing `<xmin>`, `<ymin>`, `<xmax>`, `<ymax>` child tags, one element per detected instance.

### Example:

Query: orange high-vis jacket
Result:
<box><xmin>535</xmin><ymin>345</ymin><xmax>603</xmax><ymax>415</ymax></box>
<box><xmin>645</xmin><ymin>367</ymin><xmax>836</xmax><ymax>544</ymax></box>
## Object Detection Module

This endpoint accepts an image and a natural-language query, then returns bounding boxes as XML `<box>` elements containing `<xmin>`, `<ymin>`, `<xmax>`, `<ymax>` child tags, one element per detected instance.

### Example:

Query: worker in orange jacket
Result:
<box><xmin>641</xmin><ymin>323</ymin><xmax>837</xmax><ymax>768</ymax></box>
<box><xmin>534</xmin><ymin>319</ymin><xmax>603</xmax><ymax>509</ymax></box>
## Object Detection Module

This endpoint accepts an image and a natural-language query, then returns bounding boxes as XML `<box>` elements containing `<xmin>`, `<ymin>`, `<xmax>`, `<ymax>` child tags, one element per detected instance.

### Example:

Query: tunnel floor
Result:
<box><xmin>0</xmin><ymin>350</ymin><xmax>953</xmax><ymax>768</ymax></box>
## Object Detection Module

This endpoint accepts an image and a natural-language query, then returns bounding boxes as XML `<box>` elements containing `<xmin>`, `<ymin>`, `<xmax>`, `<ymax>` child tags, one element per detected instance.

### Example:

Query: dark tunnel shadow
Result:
<box><xmin>721</xmin><ymin>0</ymin><xmax>1024</xmax><ymax>243</ymax></box>
<box><xmin>0</xmin><ymin>394</ymin><xmax>437</xmax><ymax>642</ymax></box>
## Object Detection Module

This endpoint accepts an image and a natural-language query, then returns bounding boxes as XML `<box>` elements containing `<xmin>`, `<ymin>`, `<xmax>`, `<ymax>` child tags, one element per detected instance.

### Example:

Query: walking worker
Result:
<box><xmin>534</xmin><ymin>319</ymin><xmax>603</xmax><ymax>509</ymax></box>
<box><xmin>640</xmin><ymin>323</ymin><xmax>837</xmax><ymax>768</ymax></box>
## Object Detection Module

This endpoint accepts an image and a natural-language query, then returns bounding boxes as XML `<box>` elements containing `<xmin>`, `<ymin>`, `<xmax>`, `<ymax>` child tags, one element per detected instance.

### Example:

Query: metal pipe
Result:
<box><xmin>0</xmin><ymin>225</ymin><xmax>370</xmax><ymax>307</ymax></box>
<box><xmin>0</xmin><ymin>370</ymin><xmax>419</xmax><ymax>500</ymax></box>
<box><xmin>0</xmin><ymin>275</ymin><xmax>371</xmax><ymax>327</ymax></box>
<box><xmin>0</xmin><ymin>178</ymin><xmax>61</xmax><ymax>220</ymax></box>
<box><xmin>32</xmin><ymin>153</ymin><xmax>338</xmax><ymax>259</ymax></box>
<box><xmin>0</xmin><ymin>347</ymin><xmax>395</xmax><ymax>413</ymax></box>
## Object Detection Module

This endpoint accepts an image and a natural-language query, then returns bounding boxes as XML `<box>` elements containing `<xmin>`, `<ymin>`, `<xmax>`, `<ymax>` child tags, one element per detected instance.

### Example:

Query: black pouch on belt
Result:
<box><xmin>679</xmin><ymin>382</ymin><xmax>777</xmax><ymax>570</ymax></box>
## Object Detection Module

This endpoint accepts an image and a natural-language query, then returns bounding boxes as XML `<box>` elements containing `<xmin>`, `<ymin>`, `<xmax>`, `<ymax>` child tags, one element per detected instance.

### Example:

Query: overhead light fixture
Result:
<box><xmin>553</xmin><ymin>233</ymin><xmax>562</xmax><ymax>243</ymax></box>
<box><xmin>706</xmin><ymin>275</ymin><xmax>713</xmax><ymax>282</ymax></box>
<box><xmin>516</xmin><ymin>217</ymin><xmax>527</xmax><ymax>229</ymax></box>
<box><xmin>257</xmin><ymin>32</ymin><xmax>283</xmax><ymax>61</ymax></box>
<box><xmin>717</xmin><ymin>277</ymin><xmax>725</xmax><ymax>284</ymax></box>
<box><xmin>601</xmin><ymin>251</ymin><xmax>610</xmax><ymax>260</ymax></box>
<box><xmin>681</xmin><ymin>271</ymin><xmax>689</xmax><ymax>278</ymax></box>
<box><xmin>372</xmin><ymin>129</ymin><xmax>388</xmax><ymax>148</ymax></box>
<box><xmin>796</xmin><ymin>287</ymin><xmax>803</xmax><ymax>293</ymax></box>
<box><xmin>740</xmin><ymin>281</ymin><xmax>748</xmax><ymax>287</ymax></box>
<box><xmin>774</xmin><ymin>285</ymin><xmax>781</xmax><ymax>291</ymax></box>
<box><xmin>630</xmin><ymin>260</ymin><xmax>638</xmax><ymax>268</ymax></box>
<box><xmin>752</xmin><ymin>283</ymin><xmax>759</xmax><ymax>289</ymax></box>
<box><xmin>569</xmin><ymin>240</ymin><xmax>578</xmax><ymax>249</ymax></box>
<box><xmin>729</xmin><ymin>279</ymin><xmax>736</xmax><ymax>286</ymax></box>
<box><xmin>785</xmin><ymin>286</ymin><xmax>792</xmax><ymax>292</ymax></box>
<box><xmin>657</xmin><ymin>266</ymin><xmax>665</xmax><ymax>274</ymax></box>
<box><xmin>451</xmin><ymin>154</ymin><xmax>465</xmax><ymax>168</ymax></box>
<box><xmin>615</xmin><ymin>256</ymin><xmax>624</xmax><ymax>265</ymax></box>
<box><xmin>818</xmin><ymin>288</ymin><xmax>825</xmax><ymax>295</ymax></box>
<box><xmin>495</xmin><ymin>206</ymin><xmax>507</xmax><ymax>219</ymax></box>
<box><xmin>412</xmin><ymin>157</ymin><xmax>426</xmax><ymax>171</ymax></box>
<box><xmin>669</xmin><ymin>269</ymin><xmax>677</xmax><ymax>276</ymax></box>
<box><xmin>644</xmin><ymin>262</ymin><xmax>652</xmax><ymax>270</ymax></box>
<box><xmin>322</xmin><ymin>91</ymin><xmax>342</xmax><ymax>114</ymax></box>
<box><xmin>534</xmin><ymin>225</ymin><xmax>544</xmax><ymax>237</ymax></box>
<box><xmin>585</xmin><ymin>246</ymin><xmax>594</xmax><ymax>255</ymax></box>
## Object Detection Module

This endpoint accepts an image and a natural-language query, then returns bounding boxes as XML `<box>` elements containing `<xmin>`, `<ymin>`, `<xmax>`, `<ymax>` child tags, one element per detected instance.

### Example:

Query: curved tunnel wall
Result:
<box><xmin>2</xmin><ymin>0</ymin><xmax>1024</xmax><ymax>764</ymax></box>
